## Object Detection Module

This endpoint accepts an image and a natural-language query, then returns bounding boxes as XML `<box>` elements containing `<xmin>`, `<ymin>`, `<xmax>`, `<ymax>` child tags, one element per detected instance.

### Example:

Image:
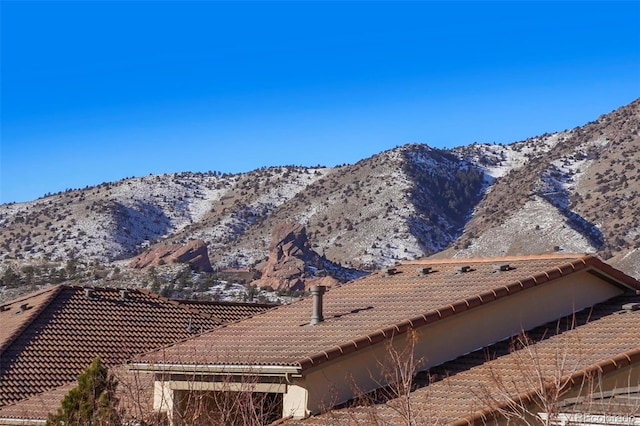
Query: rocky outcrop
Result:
<box><xmin>253</xmin><ymin>222</ymin><xmax>339</xmax><ymax>292</ymax></box>
<box><xmin>129</xmin><ymin>240</ymin><xmax>213</xmax><ymax>272</ymax></box>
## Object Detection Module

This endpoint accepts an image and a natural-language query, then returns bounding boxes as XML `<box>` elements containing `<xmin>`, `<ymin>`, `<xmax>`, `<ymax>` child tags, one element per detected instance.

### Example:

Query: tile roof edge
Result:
<box><xmin>297</xmin><ymin>256</ymin><xmax>622</xmax><ymax>371</ymax></box>
<box><xmin>0</xmin><ymin>285</ymin><xmax>62</xmax><ymax>356</ymax></box>
<box><xmin>171</xmin><ymin>296</ymin><xmax>276</xmax><ymax>323</ymax></box>
<box><xmin>452</xmin><ymin>346</ymin><xmax>640</xmax><ymax>425</ymax></box>
<box><xmin>135</xmin><ymin>287</ymin><xmax>275</xmax><ymax>322</ymax></box>
<box><xmin>0</xmin><ymin>380</ymin><xmax>75</xmax><ymax>422</ymax></box>
<box><xmin>582</xmin><ymin>255</ymin><xmax>640</xmax><ymax>291</ymax></box>
<box><xmin>407</xmin><ymin>253</ymin><xmax>589</xmax><ymax>265</ymax></box>
<box><xmin>0</xmin><ymin>285</ymin><xmax>60</xmax><ymax>306</ymax></box>
<box><xmin>135</xmin><ymin>288</ymin><xmax>225</xmax><ymax>323</ymax></box>
<box><xmin>179</xmin><ymin>299</ymin><xmax>277</xmax><ymax>308</ymax></box>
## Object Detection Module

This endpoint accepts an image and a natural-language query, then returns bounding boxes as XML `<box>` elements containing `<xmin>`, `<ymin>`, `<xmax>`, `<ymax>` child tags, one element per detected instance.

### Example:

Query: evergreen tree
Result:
<box><xmin>1</xmin><ymin>267</ymin><xmax>21</xmax><ymax>287</ymax></box>
<box><xmin>46</xmin><ymin>357</ymin><xmax>121</xmax><ymax>426</ymax></box>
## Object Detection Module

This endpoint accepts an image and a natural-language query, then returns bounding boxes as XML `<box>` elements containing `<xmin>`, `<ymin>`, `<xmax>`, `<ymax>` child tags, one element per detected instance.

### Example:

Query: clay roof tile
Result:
<box><xmin>0</xmin><ymin>285</ymin><xmax>272</xmax><ymax>408</ymax></box>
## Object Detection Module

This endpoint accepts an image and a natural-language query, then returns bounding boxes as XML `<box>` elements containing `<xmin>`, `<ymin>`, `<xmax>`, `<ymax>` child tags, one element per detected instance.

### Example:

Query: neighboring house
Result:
<box><xmin>129</xmin><ymin>254</ymin><xmax>640</xmax><ymax>424</ymax></box>
<box><xmin>0</xmin><ymin>285</ymin><xmax>274</xmax><ymax>425</ymax></box>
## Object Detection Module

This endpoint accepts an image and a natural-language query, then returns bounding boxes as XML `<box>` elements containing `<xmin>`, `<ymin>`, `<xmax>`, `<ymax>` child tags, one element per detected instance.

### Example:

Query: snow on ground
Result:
<box><xmin>539</xmin><ymin>136</ymin><xmax>611</xmax><ymax>210</ymax></box>
<box><xmin>0</xmin><ymin>201</ymin><xmax>35</xmax><ymax>226</ymax></box>
<box><xmin>611</xmin><ymin>249</ymin><xmax>640</xmax><ymax>280</ymax></box>
<box><xmin>109</xmin><ymin>173</ymin><xmax>232</xmax><ymax>230</ymax></box>
<box><xmin>455</xmin><ymin>196</ymin><xmax>597</xmax><ymax>258</ymax></box>
<box><xmin>453</xmin><ymin>132</ymin><xmax>568</xmax><ymax>180</ymax></box>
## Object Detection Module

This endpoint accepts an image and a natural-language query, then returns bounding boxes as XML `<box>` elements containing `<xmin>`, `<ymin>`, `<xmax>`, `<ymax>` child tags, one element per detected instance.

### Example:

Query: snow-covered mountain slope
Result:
<box><xmin>449</xmin><ymin>98</ymin><xmax>640</xmax><ymax>267</ymax></box>
<box><xmin>1</xmin><ymin>98</ymin><xmax>638</xmax><ymax>281</ymax></box>
<box><xmin>450</xmin><ymin>196</ymin><xmax>598</xmax><ymax>258</ymax></box>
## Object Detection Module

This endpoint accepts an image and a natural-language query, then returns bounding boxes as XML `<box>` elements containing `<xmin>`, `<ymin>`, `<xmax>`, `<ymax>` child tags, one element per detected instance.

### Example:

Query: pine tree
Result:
<box><xmin>46</xmin><ymin>356</ymin><xmax>121</xmax><ymax>425</ymax></box>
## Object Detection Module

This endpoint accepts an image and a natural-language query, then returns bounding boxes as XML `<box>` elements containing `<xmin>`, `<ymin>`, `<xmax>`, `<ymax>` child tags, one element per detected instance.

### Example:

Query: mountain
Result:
<box><xmin>442</xmin><ymin>98</ymin><xmax>640</xmax><ymax>278</ymax></box>
<box><xmin>1</xmin><ymin>98</ymin><xmax>638</xmax><ymax>297</ymax></box>
<box><xmin>0</xmin><ymin>147</ymin><xmax>486</xmax><ymax>270</ymax></box>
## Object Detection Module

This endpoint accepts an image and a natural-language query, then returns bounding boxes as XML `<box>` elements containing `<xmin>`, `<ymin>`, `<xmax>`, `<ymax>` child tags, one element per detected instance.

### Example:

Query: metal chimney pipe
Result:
<box><xmin>310</xmin><ymin>285</ymin><xmax>326</xmax><ymax>325</ymax></box>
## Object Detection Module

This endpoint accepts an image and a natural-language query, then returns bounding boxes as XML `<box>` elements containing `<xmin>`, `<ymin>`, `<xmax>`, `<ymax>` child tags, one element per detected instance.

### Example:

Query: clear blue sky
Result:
<box><xmin>2</xmin><ymin>1</ymin><xmax>639</xmax><ymax>204</ymax></box>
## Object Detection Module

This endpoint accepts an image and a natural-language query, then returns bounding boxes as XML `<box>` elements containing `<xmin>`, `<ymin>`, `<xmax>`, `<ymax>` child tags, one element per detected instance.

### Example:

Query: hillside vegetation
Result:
<box><xmin>1</xmin><ymin>98</ymin><xmax>638</xmax><ymax>299</ymax></box>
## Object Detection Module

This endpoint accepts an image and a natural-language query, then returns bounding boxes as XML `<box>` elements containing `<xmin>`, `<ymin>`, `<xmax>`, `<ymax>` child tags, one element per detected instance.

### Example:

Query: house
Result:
<box><xmin>292</xmin><ymin>290</ymin><xmax>640</xmax><ymax>425</ymax></box>
<box><xmin>0</xmin><ymin>285</ymin><xmax>274</xmax><ymax>425</ymax></box>
<box><xmin>129</xmin><ymin>254</ymin><xmax>640</xmax><ymax>424</ymax></box>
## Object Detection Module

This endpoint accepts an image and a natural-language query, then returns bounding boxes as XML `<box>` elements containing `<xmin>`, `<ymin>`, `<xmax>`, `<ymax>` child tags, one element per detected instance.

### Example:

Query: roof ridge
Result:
<box><xmin>0</xmin><ymin>285</ymin><xmax>63</xmax><ymax>356</ymax></box>
<box><xmin>0</xmin><ymin>284</ymin><xmax>62</xmax><ymax>306</ymax></box>
<box><xmin>407</xmin><ymin>253</ymin><xmax>590</xmax><ymax>265</ymax></box>
<box><xmin>81</xmin><ymin>285</ymin><xmax>277</xmax><ymax>321</ymax></box>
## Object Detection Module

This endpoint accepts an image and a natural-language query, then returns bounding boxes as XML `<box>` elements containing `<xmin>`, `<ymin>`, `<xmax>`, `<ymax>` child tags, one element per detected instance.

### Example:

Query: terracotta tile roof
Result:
<box><xmin>291</xmin><ymin>293</ymin><xmax>640</xmax><ymax>425</ymax></box>
<box><xmin>0</xmin><ymin>383</ymin><xmax>73</xmax><ymax>424</ymax></box>
<box><xmin>0</xmin><ymin>365</ymin><xmax>156</xmax><ymax>425</ymax></box>
<box><xmin>135</xmin><ymin>254</ymin><xmax>640</xmax><ymax>371</ymax></box>
<box><xmin>0</xmin><ymin>286</ymin><xmax>62</xmax><ymax>355</ymax></box>
<box><xmin>0</xmin><ymin>285</ymin><xmax>273</xmax><ymax>408</ymax></box>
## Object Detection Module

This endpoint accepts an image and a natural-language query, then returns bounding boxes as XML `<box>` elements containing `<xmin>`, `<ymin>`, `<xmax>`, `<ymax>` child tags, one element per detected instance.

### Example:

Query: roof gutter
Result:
<box><xmin>128</xmin><ymin>362</ymin><xmax>302</xmax><ymax>377</ymax></box>
<box><xmin>0</xmin><ymin>419</ymin><xmax>46</xmax><ymax>425</ymax></box>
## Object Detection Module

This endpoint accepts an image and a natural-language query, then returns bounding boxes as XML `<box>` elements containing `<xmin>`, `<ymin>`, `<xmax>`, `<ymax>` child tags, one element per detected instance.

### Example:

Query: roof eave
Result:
<box><xmin>582</xmin><ymin>255</ymin><xmax>640</xmax><ymax>292</ymax></box>
<box><xmin>0</xmin><ymin>418</ymin><xmax>46</xmax><ymax>425</ymax></box>
<box><xmin>128</xmin><ymin>362</ymin><xmax>302</xmax><ymax>377</ymax></box>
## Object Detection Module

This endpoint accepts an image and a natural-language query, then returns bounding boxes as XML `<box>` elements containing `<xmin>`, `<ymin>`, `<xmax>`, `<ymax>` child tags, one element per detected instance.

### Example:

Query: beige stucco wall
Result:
<box><xmin>287</xmin><ymin>271</ymin><xmax>625</xmax><ymax>417</ymax></box>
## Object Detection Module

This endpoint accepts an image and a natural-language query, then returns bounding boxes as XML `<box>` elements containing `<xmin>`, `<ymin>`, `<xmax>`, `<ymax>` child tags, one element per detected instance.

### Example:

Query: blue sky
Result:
<box><xmin>2</xmin><ymin>1</ymin><xmax>639</xmax><ymax>204</ymax></box>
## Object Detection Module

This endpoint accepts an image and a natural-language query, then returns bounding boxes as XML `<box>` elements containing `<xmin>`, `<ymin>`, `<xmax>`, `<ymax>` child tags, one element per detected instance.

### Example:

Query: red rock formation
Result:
<box><xmin>129</xmin><ymin>240</ymin><xmax>213</xmax><ymax>272</ymax></box>
<box><xmin>253</xmin><ymin>222</ymin><xmax>338</xmax><ymax>292</ymax></box>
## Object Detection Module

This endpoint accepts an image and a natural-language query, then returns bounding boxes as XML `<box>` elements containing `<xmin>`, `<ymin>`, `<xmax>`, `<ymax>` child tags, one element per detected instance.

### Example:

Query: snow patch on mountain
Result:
<box><xmin>453</xmin><ymin>132</ymin><xmax>568</xmax><ymax>180</ymax></box>
<box><xmin>454</xmin><ymin>196</ymin><xmax>597</xmax><ymax>258</ymax></box>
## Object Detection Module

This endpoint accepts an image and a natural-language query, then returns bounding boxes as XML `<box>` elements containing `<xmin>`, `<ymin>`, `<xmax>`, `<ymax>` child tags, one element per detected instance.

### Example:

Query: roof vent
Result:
<box><xmin>417</xmin><ymin>267</ymin><xmax>433</xmax><ymax>276</ymax></box>
<box><xmin>120</xmin><ymin>289</ymin><xmax>129</xmax><ymax>301</ymax></box>
<box><xmin>385</xmin><ymin>267</ymin><xmax>399</xmax><ymax>276</ymax></box>
<box><xmin>310</xmin><ymin>285</ymin><xmax>326</xmax><ymax>325</ymax></box>
<box><xmin>186</xmin><ymin>317</ymin><xmax>198</xmax><ymax>333</ymax></box>
<box><xmin>622</xmin><ymin>303</ymin><xmax>640</xmax><ymax>312</ymax></box>
<box><xmin>0</xmin><ymin>305</ymin><xmax>9</xmax><ymax>312</ymax></box>
<box><xmin>456</xmin><ymin>265</ymin><xmax>473</xmax><ymax>273</ymax></box>
<box><xmin>494</xmin><ymin>264</ymin><xmax>514</xmax><ymax>272</ymax></box>
<box><xmin>16</xmin><ymin>303</ymin><xmax>29</xmax><ymax>314</ymax></box>
<box><xmin>84</xmin><ymin>288</ymin><xmax>96</xmax><ymax>300</ymax></box>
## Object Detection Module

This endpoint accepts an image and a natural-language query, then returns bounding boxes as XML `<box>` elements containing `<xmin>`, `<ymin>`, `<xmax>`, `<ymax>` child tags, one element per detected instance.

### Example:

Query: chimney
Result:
<box><xmin>310</xmin><ymin>285</ymin><xmax>326</xmax><ymax>325</ymax></box>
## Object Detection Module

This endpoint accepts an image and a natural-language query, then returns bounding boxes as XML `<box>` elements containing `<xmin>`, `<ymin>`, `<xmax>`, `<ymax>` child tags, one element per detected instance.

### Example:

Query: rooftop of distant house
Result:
<box><xmin>0</xmin><ymin>284</ymin><xmax>274</xmax><ymax>408</ymax></box>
